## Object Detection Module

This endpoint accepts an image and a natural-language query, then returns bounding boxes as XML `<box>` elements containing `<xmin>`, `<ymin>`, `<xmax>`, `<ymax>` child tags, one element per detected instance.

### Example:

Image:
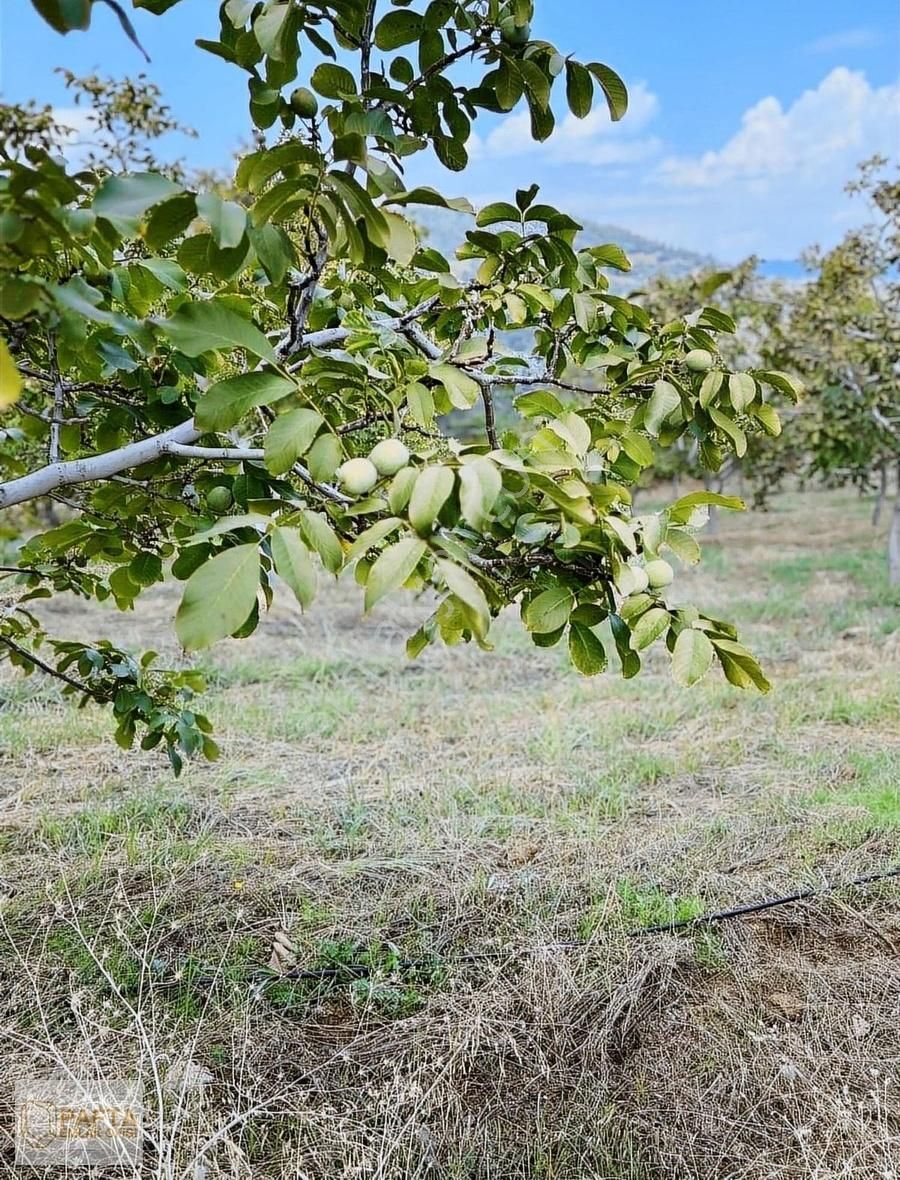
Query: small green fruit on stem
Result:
<box><xmin>369</xmin><ymin>438</ymin><xmax>410</xmax><ymax>477</ymax></box>
<box><xmin>289</xmin><ymin>87</ymin><xmax>319</xmax><ymax>119</ymax></box>
<box><xmin>337</xmin><ymin>457</ymin><xmax>379</xmax><ymax>495</ymax></box>
<box><xmin>685</xmin><ymin>349</ymin><xmax>714</xmax><ymax>372</ymax></box>
<box><xmin>645</xmin><ymin>559</ymin><xmax>674</xmax><ymax>588</ymax></box>
<box><xmin>206</xmin><ymin>485</ymin><xmax>233</xmax><ymax>512</ymax></box>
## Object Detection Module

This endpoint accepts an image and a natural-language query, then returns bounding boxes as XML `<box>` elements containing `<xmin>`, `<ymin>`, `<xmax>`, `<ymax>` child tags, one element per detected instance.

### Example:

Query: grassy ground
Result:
<box><xmin>1</xmin><ymin>487</ymin><xmax>898</xmax><ymax>1178</ymax></box>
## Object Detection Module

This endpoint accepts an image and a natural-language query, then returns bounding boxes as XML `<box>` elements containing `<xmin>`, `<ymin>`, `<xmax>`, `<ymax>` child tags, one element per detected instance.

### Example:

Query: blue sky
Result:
<box><xmin>1</xmin><ymin>0</ymin><xmax>898</xmax><ymax>261</ymax></box>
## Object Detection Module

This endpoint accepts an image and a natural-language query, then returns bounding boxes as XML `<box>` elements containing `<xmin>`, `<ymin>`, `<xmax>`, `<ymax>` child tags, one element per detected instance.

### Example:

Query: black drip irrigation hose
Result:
<box><xmin>248</xmin><ymin>863</ymin><xmax>900</xmax><ymax>993</ymax></box>
<box><xmin>150</xmin><ymin>864</ymin><xmax>900</xmax><ymax>995</ymax></box>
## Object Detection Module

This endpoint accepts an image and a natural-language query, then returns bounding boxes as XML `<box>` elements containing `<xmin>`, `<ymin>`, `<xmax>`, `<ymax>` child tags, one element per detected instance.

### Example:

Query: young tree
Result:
<box><xmin>2</xmin><ymin>0</ymin><xmax>795</xmax><ymax>771</ymax></box>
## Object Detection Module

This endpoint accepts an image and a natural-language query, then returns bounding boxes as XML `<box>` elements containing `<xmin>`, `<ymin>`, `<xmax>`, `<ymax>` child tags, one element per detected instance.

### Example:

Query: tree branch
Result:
<box><xmin>0</xmin><ymin>300</ymin><xmax>447</xmax><ymax>513</ymax></box>
<box><xmin>0</xmin><ymin>634</ymin><xmax>90</xmax><ymax>695</ymax></box>
<box><xmin>0</xmin><ymin>419</ymin><xmax>201</xmax><ymax>510</ymax></box>
<box><xmin>163</xmin><ymin>443</ymin><xmax>264</xmax><ymax>462</ymax></box>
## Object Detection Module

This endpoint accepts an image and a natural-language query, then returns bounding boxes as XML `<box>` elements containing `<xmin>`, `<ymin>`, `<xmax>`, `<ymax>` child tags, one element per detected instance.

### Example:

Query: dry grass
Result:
<box><xmin>0</xmin><ymin>487</ymin><xmax>898</xmax><ymax>1178</ymax></box>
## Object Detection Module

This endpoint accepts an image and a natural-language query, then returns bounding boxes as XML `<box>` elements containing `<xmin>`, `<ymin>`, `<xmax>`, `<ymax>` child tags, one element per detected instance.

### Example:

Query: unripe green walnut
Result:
<box><xmin>368</xmin><ymin>438</ymin><xmax>410</xmax><ymax>477</ymax></box>
<box><xmin>499</xmin><ymin>15</ymin><xmax>530</xmax><ymax>44</ymax></box>
<box><xmin>337</xmin><ymin>457</ymin><xmax>379</xmax><ymax>496</ymax></box>
<box><xmin>289</xmin><ymin>87</ymin><xmax>319</xmax><ymax>119</ymax></box>
<box><xmin>645</xmin><ymin>559</ymin><xmax>674</xmax><ymax>589</ymax></box>
<box><xmin>206</xmin><ymin>485</ymin><xmax>233</xmax><ymax>512</ymax></box>
<box><xmin>685</xmin><ymin>348</ymin><xmax>714</xmax><ymax>372</ymax></box>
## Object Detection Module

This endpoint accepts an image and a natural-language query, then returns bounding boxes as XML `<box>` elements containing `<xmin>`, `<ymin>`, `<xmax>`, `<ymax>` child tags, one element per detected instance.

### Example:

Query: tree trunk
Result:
<box><xmin>889</xmin><ymin>465</ymin><xmax>900</xmax><ymax>587</ymax></box>
<box><xmin>872</xmin><ymin>463</ymin><xmax>888</xmax><ymax>526</ymax></box>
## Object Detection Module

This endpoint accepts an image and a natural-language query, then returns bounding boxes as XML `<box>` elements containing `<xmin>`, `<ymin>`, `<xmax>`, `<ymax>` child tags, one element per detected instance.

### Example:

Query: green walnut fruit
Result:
<box><xmin>645</xmin><ymin>559</ymin><xmax>674</xmax><ymax>589</ymax></box>
<box><xmin>499</xmin><ymin>15</ymin><xmax>530</xmax><ymax>44</ymax></box>
<box><xmin>289</xmin><ymin>87</ymin><xmax>319</xmax><ymax>119</ymax></box>
<box><xmin>369</xmin><ymin>438</ymin><xmax>410</xmax><ymax>477</ymax></box>
<box><xmin>206</xmin><ymin>485</ymin><xmax>233</xmax><ymax>512</ymax></box>
<box><xmin>337</xmin><ymin>457</ymin><xmax>379</xmax><ymax>496</ymax></box>
<box><xmin>685</xmin><ymin>348</ymin><xmax>714</xmax><ymax>372</ymax></box>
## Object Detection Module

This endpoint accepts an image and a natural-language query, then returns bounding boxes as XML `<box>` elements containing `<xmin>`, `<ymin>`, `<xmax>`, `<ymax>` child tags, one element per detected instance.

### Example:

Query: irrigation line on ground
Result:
<box><xmin>144</xmin><ymin>863</ymin><xmax>900</xmax><ymax>995</ymax></box>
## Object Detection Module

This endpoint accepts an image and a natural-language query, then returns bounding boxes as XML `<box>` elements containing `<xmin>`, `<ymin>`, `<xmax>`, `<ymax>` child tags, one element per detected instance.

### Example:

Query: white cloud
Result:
<box><xmin>49</xmin><ymin>106</ymin><xmax>99</xmax><ymax>165</ymax></box>
<box><xmin>804</xmin><ymin>27</ymin><xmax>879</xmax><ymax>54</ymax></box>
<box><xmin>481</xmin><ymin>81</ymin><xmax>662</xmax><ymax>166</ymax></box>
<box><xmin>410</xmin><ymin>67</ymin><xmax>899</xmax><ymax>262</ymax></box>
<box><xmin>659</xmin><ymin>68</ymin><xmax>900</xmax><ymax>189</ymax></box>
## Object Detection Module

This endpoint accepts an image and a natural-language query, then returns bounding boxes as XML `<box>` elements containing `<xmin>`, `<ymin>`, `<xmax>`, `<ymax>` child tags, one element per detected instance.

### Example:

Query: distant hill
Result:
<box><xmin>411</xmin><ymin>206</ymin><xmax>715</xmax><ymax>291</ymax></box>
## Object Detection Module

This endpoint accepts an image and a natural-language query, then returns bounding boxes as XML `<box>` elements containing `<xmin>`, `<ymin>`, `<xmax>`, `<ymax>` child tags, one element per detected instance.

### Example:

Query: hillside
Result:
<box><xmin>412</xmin><ymin>206</ymin><xmax>714</xmax><ymax>290</ymax></box>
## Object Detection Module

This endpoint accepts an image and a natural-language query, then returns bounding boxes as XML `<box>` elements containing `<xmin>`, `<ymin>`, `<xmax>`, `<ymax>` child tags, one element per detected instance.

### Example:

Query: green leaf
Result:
<box><xmin>31</xmin><ymin>0</ymin><xmax>91</xmax><ymax>33</ymax></box>
<box><xmin>433</xmin><ymin>135</ymin><xmax>467</xmax><ymax>172</ymax></box>
<box><xmin>711</xmin><ymin>637</ymin><xmax>771</xmax><ymax>692</ymax></box>
<box><xmin>458</xmin><ymin>458</ymin><xmax>502</xmax><ymax>530</ymax></box>
<box><xmin>630</xmin><ymin>606</ymin><xmax>670</xmax><ymax>651</ymax></box>
<box><xmin>588</xmin><ymin>243</ymin><xmax>631</xmax><ymax>271</ymax></box>
<box><xmin>565</xmin><ymin>60</ymin><xmax>593</xmax><ymax>118</ymax></box>
<box><xmin>298</xmin><ymin>510</ymin><xmax>343</xmax><ymax>574</ymax></box>
<box><xmin>709</xmin><ymin>407</ymin><xmax>748</xmax><ymax>457</ymax></box>
<box><xmin>476</xmin><ymin>201</ymin><xmax>521</xmax><ymax>227</ymax></box>
<box><xmin>93</xmin><ymin>173</ymin><xmax>183</xmax><ymax>232</ymax></box>
<box><xmin>665</xmin><ymin>528</ymin><xmax>701</xmax><ymax>565</ymax></box>
<box><xmin>644</xmin><ymin>380</ymin><xmax>680</xmax><ymax>436</ymax></box>
<box><xmin>610</xmin><ymin>613</ymin><xmax>641</xmax><ymax>678</ymax></box>
<box><xmin>249</xmin><ymin>224</ymin><xmax>295</xmax><ymax>285</ymax></box>
<box><xmin>408</xmin><ymin>465</ymin><xmax>455</xmax><ymax>533</ymax></box>
<box><xmin>754</xmin><ymin>370</ymin><xmax>804</xmax><ymax>401</ymax></box>
<box><xmin>175</xmin><ymin>543</ymin><xmax>260</xmax><ymax>650</ymax></box>
<box><xmin>568</xmin><ymin>622</ymin><xmax>607</xmax><ymax>675</ymax></box>
<box><xmin>698</xmin><ymin>369</ymin><xmax>723</xmax><ymax>409</ymax></box>
<box><xmin>263</xmin><ymin>408</ymin><xmax>323</xmax><ymax>475</ymax></box>
<box><xmin>270</xmin><ymin>527</ymin><xmax>316</xmax><ymax>609</ymax></box>
<box><xmin>698</xmin><ymin>307</ymin><xmax>736</xmax><ymax>334</ymax></box>
<box><xmin>750</xmin><ymin>402</ymin><xmax>782</xmax><ymax>436</ymax></box>
<box><xmin>129</xmin><ymin>551</ymin><xmax>162</xmax><ymax>586</ymax></box>
<box><xmin>669</xmin><ymin>491</ymin><xmax>745</xmax><ymax>522</ymax></box>
<box><xmin>196</xmin><ymin>371</ymin><xmax>295</xmax><ymax>432</ymax></box>
<box><xmin>143</xmin><ymin>192</ymin><xmax>197</xmax><ymax>250</ymax></box>
<box><xmin>384</xmin><ymin>188</ymin><xmax>474</xmax><ymax>215</ymax></box>
<box><xmin>346</xmin><ymin>517</ymin><xmax>403</xmax><ymax>563</ymax></box>
<box><xmin>671</xmin><ymin>628</ymin><xmax>715</xmax><ymax>687</ymax></box>
<box><xmin>728</xmin><ymin>372</ymin><xmax>757</xmax><ymax>413</ymax></box>
<box><xmin>159</xmin><ymin>300</ymin><xmax>277</xmax><ymax>362</ymax></box>
<box><xmin>515</xmin><ymin>389</ymin><xmax>564</xmax><ymax>418</ymax></box>
<box><xmin>619</xmin><ymin>432</ymin><xmax>654</xmax><ymax>468</ymax></box>
<box><xmin>382</xmin><ymin>210</ymin><xmax>418</xmax><ymax>265</ymax></box>
<box><xmin>311</xmin><ymin>63</ymin><xmax>357</xmax><ymax>98</ymax></box>
<box><xmin>406</xmin><ymin>381</ymin><xmax>435</xmax><ymax>428</ymax></box>
<box><xmin>525</xmin><ymin>586</ymin><xmax>574</xmax><ymax>634</ymax></box>
<box><xmin>374</xmin><ymin>9</ymin><xmax>422</xmax><ymax>49</ymax></box>
<box><xmin>196</xmin><ymin>193</ymin><xmax>248</xmax><ymax>250</ymax></box>
<box><xmin>429</xmin><ymin>363</ymin><xmax>479</xmax><ymax>409</ymax></box>
<box><xmin>436</xmin><ymin>559</ymin><xmax>490</xmax><ymax>639</ymax></box>
<box><xmin>587</xmin><ymin>62</ymin><xmax>628</xmax><ymax>121</ymax></box>
<box><xmin>365</xmin><ymin>538</ymin><xmax>427</xmax><ymax>612</ymax></box>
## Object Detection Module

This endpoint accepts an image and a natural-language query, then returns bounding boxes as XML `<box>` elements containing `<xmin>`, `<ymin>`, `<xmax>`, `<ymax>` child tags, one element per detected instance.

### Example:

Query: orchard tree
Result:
<box><xmin>776</xmin><ymin>160</ymin><xmax>900</xmax><ymax>580</ymax></box>
<box><xmin>637</xmin><ymin>261</ymin><xmax>801</xmax><ymax>509</ymax></box>
<box><xmin>1</xmin><ymin>0</ymin><xmax>796</xmax><ymax>772</ymax></box>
